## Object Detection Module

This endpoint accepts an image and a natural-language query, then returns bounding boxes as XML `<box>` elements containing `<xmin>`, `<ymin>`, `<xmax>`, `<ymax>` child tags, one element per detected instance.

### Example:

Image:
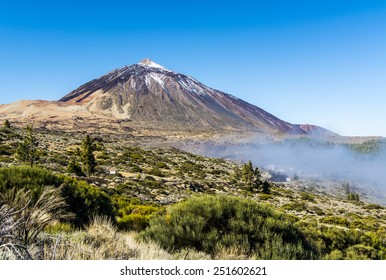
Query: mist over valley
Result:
<box><xmin>184</xmin><ymin>137</ymin><xmax>386</xmax><ymax>205</ymax></box>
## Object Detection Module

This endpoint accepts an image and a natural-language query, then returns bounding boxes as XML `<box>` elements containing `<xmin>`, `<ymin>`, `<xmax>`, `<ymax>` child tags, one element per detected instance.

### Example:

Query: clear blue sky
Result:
<box><xmin>1</xmin><ymin>0</ymin><xmax>385</xmax><ymax>136</ymax></box>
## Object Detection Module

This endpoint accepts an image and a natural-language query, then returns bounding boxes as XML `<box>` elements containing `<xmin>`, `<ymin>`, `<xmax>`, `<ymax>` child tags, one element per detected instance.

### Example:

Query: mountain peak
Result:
<box><xmin>138</xmin><ymin>58</ymin><xmax>170</xmax><ymax>71</ymax></box>
<box><xmin>54</xmin><ymin>59</ymin><xmax>337</xmax><ymax>138</ymax></box>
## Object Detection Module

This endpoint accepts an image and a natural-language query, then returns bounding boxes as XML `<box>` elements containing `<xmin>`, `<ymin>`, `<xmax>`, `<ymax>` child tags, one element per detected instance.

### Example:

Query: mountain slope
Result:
<box><xmin>0</xmin><ymin>58</ymin><xmax>337</xmax><ymax>138</ymax></box>
<box><xmin>59</xmin><ymin>58</ymin><xmax>335</xmax><ymax>136</ymax></box>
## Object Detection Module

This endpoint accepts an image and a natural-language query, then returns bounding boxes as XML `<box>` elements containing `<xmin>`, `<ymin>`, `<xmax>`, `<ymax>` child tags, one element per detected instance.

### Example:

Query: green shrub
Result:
<box><xmin>66</xmin><ymin>159</ymin><xmax>85</xmax><ymax>176</ymax></box>
<box><xmin>130</xmin><ymin>165</ymin><xmax>143</xmax><ymax>173</ymax></box>
<box><xmin>178</xmin><ymin>161</ymin><xmax>205</xmax><ymax>173</ymax></box>
<box><xmin>117</xmin><ymin>214</ymin><xmax>150</xmax><ymax>231</ymax></box>
<box><xmin>324</xmin><ymin>249</ymin><xmax>344</xmax><ymax>260</ymax></box>
<box><xmin>281</xmin><ymin>202</ymin><xmax>307</xmax><ymax>212</ymax></box>
<box><xmin>300</xmin><ymin>192</ymin><xmax>316</xmax><ymax>202</ymax></box>
<box><xmin>60</xmin><ymin>176</ymin><xmax>114</xmax><ymax>226</ymax></box>
<box><xmin>0</xmin><ymin>155</ymin><xmax>12</xmax><ymax>163</ymax></box>
<box><xmin>321</xmin><ymin>216</ymin><xmax>350</xmax><ymax>227</ymax></box>
<box><xmin>0</xmin><ymin>144</ymin><xmax>13</xmax><ymax>156</ymax></box>
<box><xmin>310</xmin><ymin>206</ymin><xmax>325</xmax><ymax>216</ymax></box>
<box><xmin>117</xmin><ymin>207</ymin><xmax>160</xmax><ymax>231</ymax></box>
<box><xmin>258</xmin><ymin>193</ymin><xmax>272</xmax><ymax>200</ymax></box>
<box><xmin>155</xmin><ymin>161</ymin><xmax>168</xmax><ymax>169</ymax></box>
<box><xmin>0</xmin><ymin>166</ymin><xmax>114</xmax><ymax>227</ymax></box>
<box><xmin>50</xmin><ymin>154</ymin><xmax>68</xmax><ymax>166</ymax></box>
<box><xmin>0</xmin><ymin>127</ymin><xmax>20</xmax><ymax>139</ymax></box>
<box><xmin>140</xmin><ymin>195</ymin><xmax>318</xmax><ymax>259</ymax></box>
<box><xmin>122</xmin><ymin>147</ymin><xmax>146</xmax><ymax>163</ymax></box>
<box><xmin>45</xmin><ymin>222</ymin><xmax>74</xmax><ymax>234</ymax></box>
<box><xmin>112</xmin><ymin>196</ymin><xmax>161</xmax><ymax>231</ymax></box>
<box><xmin>147</xmin><ymin>167</ymin><xmax>165</xmax><ymax>177</ymax></box>
<box><xmin>350</xmin><ymin>217</ymin><xmax>379</xmax><ymax>231</ymax></box>
<box><xmin>345</xmin><ymin>245</ymin><xmax>377</xmax><ymax>260</ymax></box>
<box><xmin>96</xmin><ymin>151</ymin><xmax>110</xmax><ymax>160</ymax></box>
<box><xmin>297</xmin><ymin>222</ymin><xmax>386</xmax><ymax>259</ymax></box>
<box><xmin>363</xmin><ymin>204</ymin><xmax>384</xmax><ymax>210</ymax></box>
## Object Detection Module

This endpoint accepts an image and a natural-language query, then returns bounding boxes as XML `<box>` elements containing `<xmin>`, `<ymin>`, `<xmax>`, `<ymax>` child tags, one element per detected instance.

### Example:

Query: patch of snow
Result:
<box><xmin>130</xmin><ymin>78</ymin><xmax>136</xmax><ymax>89</ymax></box>
<box><xmin>177</xmin><ymin>78</ymin><xmax>190</xmax><ymax>90</ymax></box>
<box><xmin>146</xmin><ymin>73</ymin><xmax>174</xmax><ymax>101</ymax></box>
<box><xmin>148</xmin><ymin>72</ymin><xmax>165</xmax><ymax>87</ymax></box>
<box><xmin>144</xmin><ymin>75</ymin><xmax>151</xmax><ymax>87</ymax></box>
<box><xmin>104</xmin><ymin>67</ymin><xmax>130</xmax><ymax>83</ymax></box>
<box><xmin>182</xmin><ymin>77</ymin><xmax>207</xmax><ymax>97</ymax></box>
<box><xmin>138</xmin><ymin>58</ymin><xmax>171</xmax><ymax>72</ymax></box>
<box><xmin>227</xmin><ymin>93</ymin><xmax>239</xmax><ymax>100</ymax></box>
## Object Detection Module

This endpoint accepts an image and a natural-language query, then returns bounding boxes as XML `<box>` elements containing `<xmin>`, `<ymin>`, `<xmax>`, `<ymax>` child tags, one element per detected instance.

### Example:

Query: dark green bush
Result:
<box><xmin>345</xmin><ymin>244</ymin><xmax>378</xmax><ymax>260</ymax></box>
<box><xmin>297</xmin><ymin>221</ymin><xmax>386</xmax><ymax>259</ymax></box>
<box><xmin>50</xmin><ymin>154</ymin><xmax>68</xmax><ymax>166</ymax></box>
<box><xmin>300</xmin><ymin>192</ymin><xmax>316</xmax><ymax>202</ymax></box>
<box><xmin>60</xmin><ymin>176</ymin><xmax>114</xmax><ymax>226</ymax></box>
<box><xmin>123</xmin><ymin>147</ymin><xmax>146</xmax><ymax>163</ymax></box>
<box><xmin>281</xmin><ymin>202</ymin><xmax>307</xmax><ymax>212</ymax></box>
<box><xmin>141</xmin><ymin>179</ymin><xmax>162</xmax><ymax>189</ymax></box>
<box><xmin>310</xmin><ymin>206</ymin><xmax>325</xmax><ymax>216</ymax></box>
<box><xmin>116</xmin><ymin>204</ymin><xmax>160</xmax><ymax>231</ymax></box>
<box><xmin>155</xmin><ymin>161</ymin><xmax>168</xmax><ymax>169</ymax></box>
<box><xmin>363</xmin><ymin>203</ymin><xmax>384</xmax><ymax>210</ymax></box>
<box><xmin>140</xmin><ymin>195</ymin><xmax>318</xmax><ymax>259</ymax></box>
<box><xmin>66</xmin><ymin>159</ymin><xmax>85</xmax><ymax>176</ymax></box>
<box><xmin>0</xmin><ymin>144</ymin><xmax>13</xmax><ymax>155</ymax></box>
<box><xmin>147</xmin><ymin>167</ymin><xmax>165</xmax><ymax>177</ymax></box>
<box><xmin>321</xmin><ymin>216</ymin><xmax>350</xmax><ymax>227</ymax></box>
<box><xmin>258</xmin><ymin>193</ymin><xmax>272</xmax><ymax>200</ymax></box>
<box><xmin>179</xmin><ymin>160</ymin><xmax>205</xmax><ymax>173</ymax></box>
<box><xmin>0</xmin><ymin>166</ymin><xmax>114</xmax><ymax>227</ymax></box>
<box><xmin>130</xmin><ymin>165</ymin><xmax>143</xmax><ymax>173</ymax></box>
<box><xmin>0</xmin><ymin>166</ymin><xmax>61</xmax><ymax>199</ymax></box>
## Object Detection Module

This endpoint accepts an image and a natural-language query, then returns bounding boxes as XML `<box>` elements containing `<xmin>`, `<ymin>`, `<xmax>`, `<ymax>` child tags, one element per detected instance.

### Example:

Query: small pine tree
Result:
<box><xmin>262</xmin><ymin>180</ymin><xmax>271</xmax><ymax>194</ymax></box>
<box><xmin>254</xmin><ymin>167</ymin><xmax>262</xmax><ymax>186</ymax></box>
<box><xmin>241</xmin><ymin>160</ymin><xmax>262</xmax><ymax>191</ymax></box>
<box><xmin>75</xmin><ymin>147</ymin><xmax>81</xmax><ymax>156</ymax></box>
<box><xmin>254</xmin><ymin>167</ymin><xmax>261</xmax><ymax>178</ymax></box>
<box><xmin>343</xmin><ymin>182</ymin><xmax>351</xmax><ymax>196</ymax></box>
<box><xmin>229</xmin><ymin>165</ymin><xmax>241</xmax><ymax>183</ymax></box>
<box><xmin>3</xmin><ymin>119</ymin><xmax>11</xmax><ymax>129</ymax></box>
<box><xmin>66</xmin><ymin>158</ymin><xmax>85</xmax><ymax>176</ymax></box>
<box><xmin>347</xmin><ymin>193</ymin><xmax>360</xmax><ymax>202</ymax></box>
<box><xmin>16</xmin><ymin>126</ymin><xmax>37</xmax><ymax>167</ymax></box>
<box><xmin>343</xmin><ymin>182</ymin><xmax>360</xmax><ymax>202</ymax></box>
<box><xmin>81</xmin><ymin>134</ymin><xmax>97</xmax><ymax>177</ymax></box>
<box><xmin>241</xmin><ymin>160</ymin><xmax>254</xmax><ymax>187</ymax></box>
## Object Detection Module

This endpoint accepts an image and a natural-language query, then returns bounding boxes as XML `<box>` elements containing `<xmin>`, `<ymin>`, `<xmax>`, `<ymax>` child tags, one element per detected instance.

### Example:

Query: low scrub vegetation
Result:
<box><xmin>0</xmin><ymin>166</ymin><xmax>114</xmax><ymax>226</ymax></box>
<box><xmin>140</xmin><ymin>195</ymin><xmax>318</xmax><ymax>259</ymax></box>
<box><xmin>0</xmin><ymin>127</ymin><xmax>385</xmax><ymax>260</ymax></box>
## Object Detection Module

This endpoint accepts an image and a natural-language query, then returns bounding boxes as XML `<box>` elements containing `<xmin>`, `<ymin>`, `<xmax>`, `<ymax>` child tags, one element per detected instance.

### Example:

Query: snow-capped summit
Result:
<box><xmin>56</xmin><ymin>59</ymin><xmax>337</xmax><ymax>137</ymax></box>
<box><xmin>137</xmin><ymin>58</ymin><xmax>170</xmax><ymax>71</ymax></box>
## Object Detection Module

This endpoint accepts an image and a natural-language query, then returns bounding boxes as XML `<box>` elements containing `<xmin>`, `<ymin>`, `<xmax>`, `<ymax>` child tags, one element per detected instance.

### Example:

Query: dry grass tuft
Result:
<box><xmin>213</xmin><ymin>245</ymin><xmax>251</xmax><ymax>260</ymax></box>
<box><xmin>0</xmin><ymin>186</ymin><xmax>71</xmax><ymax>259</ymax></box>
<box><xmin>29</xmin><ymin>216</ymin><xmax>173</xmax><ymax>260</ymax></box>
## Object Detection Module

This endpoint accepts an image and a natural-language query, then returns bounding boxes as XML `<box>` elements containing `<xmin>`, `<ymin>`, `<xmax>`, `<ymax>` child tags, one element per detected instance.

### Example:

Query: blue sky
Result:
<box><xmin>1</xmin><ymin>0</ymin><xmax>385</xmax><ymax>136</ymax></box>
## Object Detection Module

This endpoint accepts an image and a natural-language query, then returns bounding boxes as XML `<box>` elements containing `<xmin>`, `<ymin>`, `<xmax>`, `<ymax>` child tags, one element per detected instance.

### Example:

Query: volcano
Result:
<box><xmin>0</xmin><ymin>58</ymin><xmax>337</xmax><ymax>138</ymax></box>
